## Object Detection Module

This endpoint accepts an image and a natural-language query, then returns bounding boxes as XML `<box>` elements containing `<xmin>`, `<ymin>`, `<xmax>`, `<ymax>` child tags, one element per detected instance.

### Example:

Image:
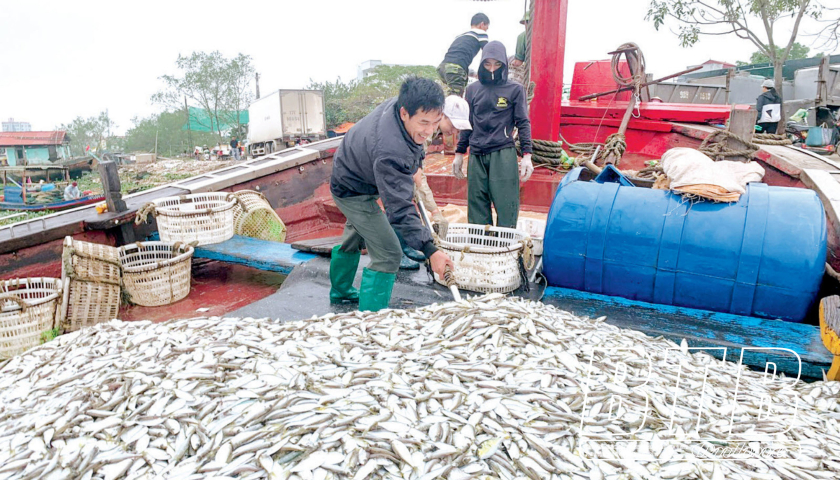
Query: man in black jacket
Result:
<box><xmin>438</xmin><ymin>13</ymin><xmax>490</xmax><ymax>96</ymax></box>
<box><xmin>329</xmin><ymin>77</ymin><xmax>455</xmax><ymax>311</ymax></box>
<box><xmin>756</xmin><ymin>79</ymin><xmax>782</xmax><ymax>134</ymax></box>
<box><xmin>454</xmin><ymin>41</ymin><xmax>533</xmax><ymax>229</ymax></box>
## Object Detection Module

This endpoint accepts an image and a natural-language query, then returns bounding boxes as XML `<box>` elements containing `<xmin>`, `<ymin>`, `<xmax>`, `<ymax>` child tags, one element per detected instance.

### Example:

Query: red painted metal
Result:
<box><xmin>569</xmin><ymin>60</ymin><xmax>633</xmax><ymax>102</ymax></box>
<box><xmin>120</xmin><ymin>260</ymin><xmax>284</xmax><ymax>323</ymax></box>
<box><xmin>530</xmin><ymin>0</ymin><xmax>568</xmax><ymax>141</ymax></box>
<box><xmin>0</xmin><ymin>131</ymin><xmax>67</xmax><ymax>147</ymax></box>
<box><xmin>560</xmin><ymin>116</ymin><xmax>674</xmax><ymax>133</ymax></box>
<box><xmin>0</xmin><ymin>230</ymin><xmax>111</xmax><ymax>279</ymax></box>
<box><xmin>563</xmin><ymin>99</ymin><xmax>743</xmax><ymax>124</ymax></box>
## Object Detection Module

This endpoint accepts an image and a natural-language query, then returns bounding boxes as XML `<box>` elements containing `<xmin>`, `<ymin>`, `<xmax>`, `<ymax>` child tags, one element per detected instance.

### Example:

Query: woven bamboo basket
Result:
<box><xmin>434</xmin><ymin>224</ymin><xmax>533</xmax><ymax>293</ymax></box>
<box><xmin>231</xmin><ymin>190</ymin><xmax>287</xmax><ymax>242</ymax></box>
<box><xmin>119</xmin><ymin>241</ymin><xmax>194</xmax><ymax>307</ymax></box>
<box><xmin>136</xmin><ymin>193</ymin><xmax>237</xmax><ymax>246</ymax></box>
<box><xmin>60</xmin><ymin>237</ymin><xmax>122</xmax><ymax>333</ymax></box>
<box><xmin>0</xmin><ymin>278</ymin><xmax>63</xmax><ymax>359</ymax></box>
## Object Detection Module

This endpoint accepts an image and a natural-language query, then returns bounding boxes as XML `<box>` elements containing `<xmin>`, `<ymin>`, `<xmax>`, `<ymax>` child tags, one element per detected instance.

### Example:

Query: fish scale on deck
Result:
<box><xmin>0</xmin><ymin>295</ymin><xmax>838</xmax><ymax>480</ymax></box>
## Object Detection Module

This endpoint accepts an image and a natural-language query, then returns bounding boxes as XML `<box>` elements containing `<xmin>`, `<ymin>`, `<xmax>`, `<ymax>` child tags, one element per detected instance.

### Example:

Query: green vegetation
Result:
<box><xmin>41</xmin><ymin>328</ymin><xmax>61</xmax><ymax>344</ymax></box>
<box><xmin>60</xmin><ymin>111</ymin><xmax>123</xmax><ymax>157</ymax></box>
<box><xmin>736</xmin><ymin>42</ymin><xmax>821</xmax><ymax>66</ymax></box>
<box><xmin>153</xmin><ymin>51</ymin><xmax>255</xmax><ymax>145</ymax></box>
<box><xmin>307</xmin><ymin>64</ymin><xmax>440</xmax><ymax>129</ymax></box>
<box><xmin>123</xmin><ymin>110</ymin><xmax>218</xmax><ymax>156</ymax></box>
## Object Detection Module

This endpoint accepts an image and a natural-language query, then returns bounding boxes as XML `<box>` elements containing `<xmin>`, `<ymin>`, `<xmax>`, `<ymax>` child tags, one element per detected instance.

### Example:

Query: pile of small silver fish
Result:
<box><xmin>0</xmin><ymin>294</ymin><xmax>839</xmax><ymax>480</ymax></box>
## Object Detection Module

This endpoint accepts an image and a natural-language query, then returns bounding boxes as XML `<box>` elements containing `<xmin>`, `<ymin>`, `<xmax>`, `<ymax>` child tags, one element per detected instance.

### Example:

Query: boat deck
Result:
<box><xmin>183</xmin><ymin>238</ymin><xmax>829</xmax><ymax>380</ymax></box>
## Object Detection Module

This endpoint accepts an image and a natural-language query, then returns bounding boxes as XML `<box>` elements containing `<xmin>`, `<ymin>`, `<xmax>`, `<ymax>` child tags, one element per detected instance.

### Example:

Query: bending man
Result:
<box><xmin>330</xmin><ymin>77</ymin><xmax>455</xmax><ymax>311</ymax></box>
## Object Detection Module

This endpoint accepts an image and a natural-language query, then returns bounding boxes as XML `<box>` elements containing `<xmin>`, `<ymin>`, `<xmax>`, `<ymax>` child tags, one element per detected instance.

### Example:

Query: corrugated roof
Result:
<box><xmin>0</xmin><ymin>131</ymin><xmax>67</xmax><ymax>147</ymax></box>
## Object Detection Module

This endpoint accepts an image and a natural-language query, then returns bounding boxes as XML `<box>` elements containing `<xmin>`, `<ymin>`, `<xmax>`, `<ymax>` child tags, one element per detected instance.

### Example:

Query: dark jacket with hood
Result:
<box><xmin>756</xmin><ymin>88</ymin><xmax>782</xmax><ymax>123</ymax></box>
<box><xmin>330</xmin><ymin>97</ymin><xmax>437</xmax><ymax>258</ymax></box>
<box><xmin>456</xmin><ymin>41</ymin><xmax>532</xmax><ymax>156</ymax></box>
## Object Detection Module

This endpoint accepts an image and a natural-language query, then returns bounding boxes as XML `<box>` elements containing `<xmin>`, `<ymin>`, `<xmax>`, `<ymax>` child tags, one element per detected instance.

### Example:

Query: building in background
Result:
<box><xmin>0</xmin><ymin>131</ymin><xmax>71</xmax><ymax>166</ymax></box>
<box><xmin>2</xmin><ymin>118</ymin><xmax>31</xmax><ymax>132</ymax></box>
<box><xmin>688</xmin><ymin>60</ymin><xmax>737</xmax><ymax>73</ymax></box>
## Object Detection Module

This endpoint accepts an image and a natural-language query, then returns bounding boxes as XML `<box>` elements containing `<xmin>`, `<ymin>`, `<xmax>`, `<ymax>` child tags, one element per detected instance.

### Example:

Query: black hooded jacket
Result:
<box><xmin>456</xmin><ymin>41</ymin><xmax>532</xmax><ymax>156</ymax></box>
<box><xmin>330</xmin><ymin>98</ymin><xmax>436</xmax><ymax>258</ymax></box>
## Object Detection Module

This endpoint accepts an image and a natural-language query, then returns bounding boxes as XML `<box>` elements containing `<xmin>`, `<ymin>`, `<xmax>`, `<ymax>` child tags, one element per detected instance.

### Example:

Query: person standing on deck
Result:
<box><xmin>756</xmin><ymin>79</ymin><xmax>782</xmax><ymax>134</ymax></box>
<box><xmin>437</xmin><ymin>13</ymin><xmax>490</xmax><ymax>97</ymax></box>
<box><xmin>329</xmin><ymin>77</ymin><xmax>455</xmax><ymax>312</ymax></box>
<box><xmin>509</xmin><ymin>10</ymin><xmax>530</xmax><ymax>85</ymax></box>
<box><xmin>453</xmin><ymin>41</ymin><xmax>533</xmax><ymax>229</ymax></box>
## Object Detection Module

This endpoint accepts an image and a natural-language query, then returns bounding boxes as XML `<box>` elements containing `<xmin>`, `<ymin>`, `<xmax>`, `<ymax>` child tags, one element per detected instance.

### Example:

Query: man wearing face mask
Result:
<box><xmin>453</xmin><ymin>41</ymin><xmax>533</xmax><ymax>229</ymax></box>
<box><xmin>329</xmin><ymin>77</ymin><xmax>455</xmax><ymax>312</ymax></box>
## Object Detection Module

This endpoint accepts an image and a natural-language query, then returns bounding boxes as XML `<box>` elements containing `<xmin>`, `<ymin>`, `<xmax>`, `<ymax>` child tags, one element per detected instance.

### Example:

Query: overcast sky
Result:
<box><xmin>0</xmin><ymin>0</ymin><xmax>827</xmax><ymax>135</ymax></box>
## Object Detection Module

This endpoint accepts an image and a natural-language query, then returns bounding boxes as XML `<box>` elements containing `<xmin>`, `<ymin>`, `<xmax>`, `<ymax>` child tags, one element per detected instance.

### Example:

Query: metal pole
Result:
<box><xmin>185</xmin><ymin>96</ymin><xmax>193</xmax><ymax>151</ymax></box>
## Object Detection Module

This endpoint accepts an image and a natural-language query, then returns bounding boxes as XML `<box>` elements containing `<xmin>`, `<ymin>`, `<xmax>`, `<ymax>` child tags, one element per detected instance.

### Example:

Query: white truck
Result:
<box><xmin>247</xmin><ymin>89</ymin><xmax>327</xmax><ymax>157</ymax></box>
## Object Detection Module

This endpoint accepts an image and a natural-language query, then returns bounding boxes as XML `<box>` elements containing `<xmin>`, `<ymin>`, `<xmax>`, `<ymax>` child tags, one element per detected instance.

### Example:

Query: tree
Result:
<box><xmin>646</xmin><ymin>0</ymin><xmax>837</xmax><ymax>123</ymax></box>
<box><xmin>307</xmin><ymin>65</ymin><xmax>440</xmax><ymax>129</ymax></box>
<box><xmin>153</xmin><ymin>51</ymin><xmax>255</xmax><ymax>145</ymax></box>
<box><xmin>218</xmin><ymin>53</ymin><xmax>255</xmax><ymax>140</ymax></box>
<box><xmin>123</xmin><ymin>109</ymin><xmax>217</xmax><ymax>156</ymax></box>
<box><xmin>59</xmin><ymin>111</ymin><xmax>116</xmax><ymax>157</ymax></box>
<box><xmin>735</xmin><ymin>41</ymin><xmax>814</xmax><ymax>65</ymax></box>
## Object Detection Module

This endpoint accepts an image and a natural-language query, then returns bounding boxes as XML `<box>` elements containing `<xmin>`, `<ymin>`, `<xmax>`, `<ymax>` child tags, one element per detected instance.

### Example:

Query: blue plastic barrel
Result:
<box><xmin>543</xmin><ymin>167</ymin><xmax>827</xmax><ymax>322</ymax></box>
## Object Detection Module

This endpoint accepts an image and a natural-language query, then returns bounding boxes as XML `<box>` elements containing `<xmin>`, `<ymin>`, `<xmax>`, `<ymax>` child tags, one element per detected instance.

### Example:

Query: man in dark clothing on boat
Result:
<box><xmin>756</xmin><ymin>79</ymin><xmax>782</xmax><ymax>134</ymax></box>
<box><xmin>329</xmin><ymin>77</ymin><xmax>455</xmax><ymax>312</ymax></box>
<box><xmin>454</xmin><ymin>41</ymin><xmax>533</xmax><ymax>229</ymax></box>
<box><xmin>438</xmin><ymin>13</ymin><xmax>490</xmax><ymax>96</ymax></box>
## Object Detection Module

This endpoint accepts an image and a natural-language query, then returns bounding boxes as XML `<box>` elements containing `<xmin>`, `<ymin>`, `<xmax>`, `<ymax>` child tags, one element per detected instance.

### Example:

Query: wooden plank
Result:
<box><xmin>725</xmin><ymin>106</ymin><xmax>755</xmax><ymax>162</ymax></box>
<box><xmin>801</xmin><ymin>169</ymin><xmax>840</xmax><ymax>240</ymax></box>
<box><xmin>754</xmin><ymin>145</ymin><xmax>839</xmax><ymax>178</ymax></box>
<box><xmin>291</xmin><ymin>236</ymin><xmax>342</xmax><ymax>255</ymax></box>
<box><xmin>190</xmin><ymin>235</ymin><xmax>318</xmax><ymax>275</ymax></box>
<box><xmin>542</xmin><ymin>286</ymin><xmax>831</xmax><ymax>379</ymax></box>
<box><xmin>0</xmin><ymin>185</ymin><xmax>189</xmax><ymax>255</ymax></box>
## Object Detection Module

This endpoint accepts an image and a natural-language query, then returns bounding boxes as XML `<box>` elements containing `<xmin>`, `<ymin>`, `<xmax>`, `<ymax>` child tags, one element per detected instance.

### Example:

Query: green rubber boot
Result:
<box><xmin>329</xmin><ymin>245</ymin><xmax>360</xmax><ymax>303</ymax></box>
<box><xmin>359</xmin><ymin>267</ymin><xmax>396</xmax><ymax>312</ymax></box>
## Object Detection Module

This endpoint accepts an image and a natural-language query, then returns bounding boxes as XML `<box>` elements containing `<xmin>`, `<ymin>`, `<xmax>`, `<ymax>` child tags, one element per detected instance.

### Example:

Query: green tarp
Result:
<box><xmin>183</xmin><ymin>107</ymin><xmax>249</xmax><ymax>132</ymax></box>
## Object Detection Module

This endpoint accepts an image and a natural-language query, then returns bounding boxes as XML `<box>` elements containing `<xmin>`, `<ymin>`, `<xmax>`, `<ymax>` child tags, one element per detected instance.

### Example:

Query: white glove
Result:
<box><xmin>453</xmin><ymin>154</ymin><xmax>466</xmax><ymax>180</ymax></box>
<box><xmin>519</xmin><ymin>154</ymin><xmax>534</xmax><ymax>182</ymax></box>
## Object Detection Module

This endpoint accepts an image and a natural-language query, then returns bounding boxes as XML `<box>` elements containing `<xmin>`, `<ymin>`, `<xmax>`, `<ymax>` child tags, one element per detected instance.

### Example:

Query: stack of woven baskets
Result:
<box><xmin>61</xmin><ymin>237</ymin><xmax>122</xmax><ymax>333</ymax></box>
<box><xmin>60</xmin><ymin>236</ymin><xmax>197</xmax><ymax>324</ymax></box>
<box><xmin>137</xmin><ymin>191</ymin><xmax>286</xmax><ymax>244</ymax></box>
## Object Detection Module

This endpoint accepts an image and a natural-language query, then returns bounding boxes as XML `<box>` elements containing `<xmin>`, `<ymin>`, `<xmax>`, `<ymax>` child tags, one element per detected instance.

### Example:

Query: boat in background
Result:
<box><xmin>0</xmin><ymin>193</ymin><xmax>105</xmax><ymax>212</ymax></box>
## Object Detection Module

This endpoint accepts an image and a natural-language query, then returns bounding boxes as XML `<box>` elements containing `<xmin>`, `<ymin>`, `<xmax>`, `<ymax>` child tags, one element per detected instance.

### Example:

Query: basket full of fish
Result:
<box><xmin>135</xmin><ymin>192</ymin><xmax>237</xmax><ymax>246</ymax></box>
<box><xmin>435</xmin><ymin>223</ymin><xmax>534</xmax><ymax>293</ymax></box>
<box><xmin>1</xmin><ymin>294</ymin><xmax>837</xmax><ymax>480</ymax></box>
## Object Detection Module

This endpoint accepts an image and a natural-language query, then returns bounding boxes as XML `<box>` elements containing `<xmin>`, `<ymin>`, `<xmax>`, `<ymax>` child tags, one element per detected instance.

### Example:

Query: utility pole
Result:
<box><xmin>255</xmin><ymin>72</ymin><xmax>261</xmax><ymax>99</ymax></box>
<box><xmin>185</xmin><ymin>96</ymin><xmax>193</xmax><ymax>150</ymax></box>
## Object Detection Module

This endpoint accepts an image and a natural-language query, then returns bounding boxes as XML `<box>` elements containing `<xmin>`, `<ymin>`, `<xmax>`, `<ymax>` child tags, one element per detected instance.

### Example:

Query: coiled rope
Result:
<box><xmin>698</xmin><ymin>130</ymin><xmax>760</xmax><ymax>161</ymax></box>
<box><xmin>753</xmin><ymin>133</ymin><xmax>793</xmax><ymax>145</ymax></box>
